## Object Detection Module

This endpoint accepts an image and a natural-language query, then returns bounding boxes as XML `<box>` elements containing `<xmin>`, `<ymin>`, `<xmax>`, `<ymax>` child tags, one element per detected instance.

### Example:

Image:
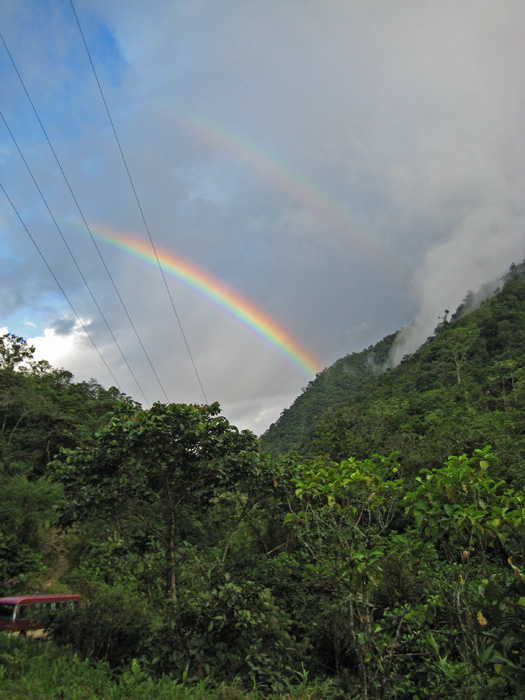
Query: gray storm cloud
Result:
<box><xmin>1</xmin><ymin>0</ymin><xmax>524</xmax><ymax>432</ymax></box>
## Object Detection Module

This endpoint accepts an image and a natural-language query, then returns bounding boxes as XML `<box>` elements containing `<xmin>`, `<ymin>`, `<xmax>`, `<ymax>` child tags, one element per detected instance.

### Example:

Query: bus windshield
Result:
<box><xmin>0</xmin><ymin>603</ymin><xmax>15</xmax><ymax>620</ymax></box>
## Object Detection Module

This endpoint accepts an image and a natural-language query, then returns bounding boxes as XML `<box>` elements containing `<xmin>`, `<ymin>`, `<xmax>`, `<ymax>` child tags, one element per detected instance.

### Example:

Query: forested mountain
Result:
<box><xmin>1</xmin><ymin>262</ymin><xmax>525</xmax><ymax>699</ymax></box>
<box><xmin>262</xmin><ymin>261</ymin><xmax>525</xmax><ymax>484</ymax></box>
<box><xmin>261</xmin><ymin>331</ymin><xmax>398</xmax><ymax>456</ymax></box>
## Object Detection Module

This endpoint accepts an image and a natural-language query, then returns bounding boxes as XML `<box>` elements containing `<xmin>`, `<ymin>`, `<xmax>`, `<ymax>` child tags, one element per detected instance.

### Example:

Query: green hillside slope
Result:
<box><xmin>260</xmin><ymin>332</ymin><xmax>398</xmax><ymax>456</ymax></box>
<box><xmin>0</xmin><ymin>336</ymin><xmax>134</xmax><ymax>587</ymax></box>
<box><xmin>261</xmin><ymin>263</ymin><xmax>525</xmax><ymax>482</ymax></box>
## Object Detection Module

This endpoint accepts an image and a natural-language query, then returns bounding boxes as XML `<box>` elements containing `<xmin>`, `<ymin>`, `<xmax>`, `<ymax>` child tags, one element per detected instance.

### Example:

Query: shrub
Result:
<box><xmin>49</xmin><ymin>582</ymin><xmax>151</xmax><ymax>669</ymax></box>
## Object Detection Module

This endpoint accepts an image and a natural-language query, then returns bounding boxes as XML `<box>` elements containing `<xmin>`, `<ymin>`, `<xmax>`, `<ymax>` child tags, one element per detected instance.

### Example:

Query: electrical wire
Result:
<box><xmin>0</xmin><ymin>30</ymin><xmax>170</xmax><ymax>404</ymax></box>
<box><xmin>0</xmin><ymin>110</ymin><xmax>150</xmax><ymax>406</ymax></box>
<box><xmin>0</xmin><ymin>181</ymin><xmax>122</xmax><ymax>391</ymax></box>
<box><xmin>69</xmin><ymin>0</ymin><xmax>209</xmax><ymax>405</ymax></box>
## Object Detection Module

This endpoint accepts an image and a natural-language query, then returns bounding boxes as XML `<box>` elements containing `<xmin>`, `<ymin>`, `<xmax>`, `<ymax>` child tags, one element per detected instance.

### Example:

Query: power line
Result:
<box><xmin>0</xmin><ymin>181</ymin><xmax>122</xmax><ymax>391</ymax></box>
<box><xmin>0</xmin><ymin>109</ymin><xmax>150</xmax><ymax>406</ymax></box>
<box><xmin>0</xmin><ymin>30</ymin><xmax>170</xmax><ymax>403</ymax></box>
<box><xmin>68</xmin><ymin>0</ymin><xmax>209</xmax><ymax>405</ymax></box>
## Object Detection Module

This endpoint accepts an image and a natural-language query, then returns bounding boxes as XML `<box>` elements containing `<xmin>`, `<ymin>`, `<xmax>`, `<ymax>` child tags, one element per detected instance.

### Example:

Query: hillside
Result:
<box><xmin>260</xmin><ymin>330</ymin><xmax>398</xmax><ymax>455</ymax></box>
<box><xmin>261</xmin><ymin>262</ymin><xmax>525</xmax><ymax>481</ymax></box>
<box><xmin>0</xmin><ymin>339</ymin><xmax>134</xmax><ymax>587</ymax></box>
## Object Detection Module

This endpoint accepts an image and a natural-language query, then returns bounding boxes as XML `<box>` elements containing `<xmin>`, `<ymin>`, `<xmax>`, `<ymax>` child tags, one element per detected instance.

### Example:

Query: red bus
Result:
<box><xmin>0</xmin><ymin>594</ymin><xmax>80</xmax><ymax>637</ymax></box>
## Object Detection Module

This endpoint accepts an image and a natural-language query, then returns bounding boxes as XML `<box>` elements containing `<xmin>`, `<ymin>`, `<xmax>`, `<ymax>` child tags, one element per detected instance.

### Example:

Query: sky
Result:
<box><xmin>1</xmin><ymin>0</ymin><xmax>524</xmax><ymax>434</ymax></box>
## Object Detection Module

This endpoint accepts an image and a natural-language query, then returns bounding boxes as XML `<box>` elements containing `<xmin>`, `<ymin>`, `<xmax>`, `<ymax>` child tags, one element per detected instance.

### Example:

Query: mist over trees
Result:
<box><xmin>1</xmin><ymin>263</ymin><xmax>525</xmax><ymax>698</ymax></box>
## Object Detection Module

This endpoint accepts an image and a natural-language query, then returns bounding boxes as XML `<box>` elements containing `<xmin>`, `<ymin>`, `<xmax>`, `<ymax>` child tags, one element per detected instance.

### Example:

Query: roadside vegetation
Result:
<box><xmin>1</xmin><ymin>263</ymin><xmax>525</xmax><ymax>698</ymax></box>
<box><xmin>0</xmin><ymin>635</ymin><xmax>328</xmax><ymax>700</ymax></box>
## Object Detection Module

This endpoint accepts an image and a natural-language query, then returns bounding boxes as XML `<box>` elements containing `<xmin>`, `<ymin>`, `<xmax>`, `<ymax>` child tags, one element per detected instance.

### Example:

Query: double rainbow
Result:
<box><xmin>90</xmin><ymin>223</ymin><xmax>320</xmax><ymax>378</ymax></box>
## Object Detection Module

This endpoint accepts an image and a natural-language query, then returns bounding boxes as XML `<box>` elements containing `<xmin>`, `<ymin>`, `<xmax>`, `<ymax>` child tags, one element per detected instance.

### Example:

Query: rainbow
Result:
<box><xmin>170</xmin><ymin>109</ymin><xmax>385</xmax><ymax>263</ymax></box>
<box><xmin>89</xmin><ymin>223</ymin><xmax>320</xmax><ymax>378</ymax></box>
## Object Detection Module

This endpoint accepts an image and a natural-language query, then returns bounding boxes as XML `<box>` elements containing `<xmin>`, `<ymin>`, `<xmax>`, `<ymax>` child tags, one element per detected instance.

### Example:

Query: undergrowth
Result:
<box><xmin>0</xmin><ymin>634</ymin><xmax>335</xmax><ymax>700</ymax></box>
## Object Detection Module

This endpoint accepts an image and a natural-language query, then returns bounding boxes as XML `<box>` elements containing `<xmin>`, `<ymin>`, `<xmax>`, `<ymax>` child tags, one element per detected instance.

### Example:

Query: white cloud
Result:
<box><xmin>28</xmin><ymin>324</ymin><xmax>82</xmax><ymax>367</ymax></box>
<box><xmin>390</xmin><ymin>201</ymin><xmax>525</xmax><ymax>364</ymax></box>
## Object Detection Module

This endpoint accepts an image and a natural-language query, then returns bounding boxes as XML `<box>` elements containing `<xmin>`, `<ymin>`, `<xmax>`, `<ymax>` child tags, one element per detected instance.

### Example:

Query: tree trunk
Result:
<box><xmin>165</xmin><ymin>477</ymin><xmax>178</xmax><ymax>610</ymax></box>
<box><xmin>169</xmin><ymin>509</ymin><xmax>177</xmax><ymax>609</ymax></box>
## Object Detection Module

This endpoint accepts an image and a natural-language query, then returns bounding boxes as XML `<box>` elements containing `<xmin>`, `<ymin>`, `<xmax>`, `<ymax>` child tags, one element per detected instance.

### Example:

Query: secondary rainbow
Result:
<box><xmin>170</xmin><ymin>108</ymin><xmax>386</xmax><ymax>263</ymax></box>
<box><xmin>89</xmin><ymin>223</ymin><xmax>320</xmax><ymax>378</ymax></box>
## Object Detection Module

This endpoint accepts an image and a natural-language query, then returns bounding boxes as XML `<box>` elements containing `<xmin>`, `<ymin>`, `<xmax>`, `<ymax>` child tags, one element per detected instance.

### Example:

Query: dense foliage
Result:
<box><xmin>261</xmin><ymin>332</ymin><xmax>397</xmax><ymax>456</ymax></box>
<box><xmin>0</xmin><ymin>333</ymin><xmax>132</xmax><ymax>587</ymax></box>
<box><xmin>1</xmin><ymin>263</ymin><xmax>525</xmax><ymax>698</ymax></box>
<box><xmin>0</xmin><ymin>634</ymin><xmax>326</xmax><ymax>700</ymax></box>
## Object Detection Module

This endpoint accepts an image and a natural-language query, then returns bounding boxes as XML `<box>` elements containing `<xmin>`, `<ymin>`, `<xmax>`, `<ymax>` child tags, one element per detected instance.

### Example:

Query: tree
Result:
<box><xmin>0</xmin><ymin>333</ymin><xmax>35</xmax><ymax>372</ymax></box>
<box><xmin>442</xmin><ymin>325</ymin><xmax>479</xmax><ymax>385</ymax></box>
<box><xmin>0</xmin><ymin>474</ymin><xmax>61</xmax><ymax>585</ymax></box>
<box><xmin>53</xmin><ymin>401</ymin><xmax>261</xmax><ymax>607</ymax></box>
<box><xmin>285</xmin><ymin>449</ymin><xmax>525</xmax><ymax>698</ymax></box>
<box><xmin>285</xmin><ymin>453</ymin><xmax>407</xmax><ymax>698</ymax></box>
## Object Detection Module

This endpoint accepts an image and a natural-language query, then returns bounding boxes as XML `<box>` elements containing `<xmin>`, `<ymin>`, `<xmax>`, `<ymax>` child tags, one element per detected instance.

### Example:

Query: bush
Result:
<box><xmin>49</xmin><ymin>582</ymin><xmax>151</xmax><ymax>669</ymax></box>
<box><xmin>146</xmin><ymin>566</ymin><xmax>308</xmax><ymax>693</ymax></box>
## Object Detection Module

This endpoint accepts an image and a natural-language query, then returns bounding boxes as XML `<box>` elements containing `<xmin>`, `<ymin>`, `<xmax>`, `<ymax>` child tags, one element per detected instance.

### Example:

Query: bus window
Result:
<box><xmin>0</xmin><ymin>603</ymin><xmax>15</xmax><ymax>621</ymax></box>
<box><xmin>29</xmin><ymin>603</ymin><xmax>53</xmax><ymax>619</ymax></box>
<box><xmin>18</xmin><ymin>605</ymin><xmax>30</xmax><ymax>619</ymax></box>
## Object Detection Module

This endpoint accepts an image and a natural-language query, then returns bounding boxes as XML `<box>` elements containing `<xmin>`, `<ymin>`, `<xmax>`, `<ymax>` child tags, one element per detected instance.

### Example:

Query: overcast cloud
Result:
<box><xmin>1</xmin><ymin>0</ymin><xmax>524</xmax><ymax>433</ymax></box>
